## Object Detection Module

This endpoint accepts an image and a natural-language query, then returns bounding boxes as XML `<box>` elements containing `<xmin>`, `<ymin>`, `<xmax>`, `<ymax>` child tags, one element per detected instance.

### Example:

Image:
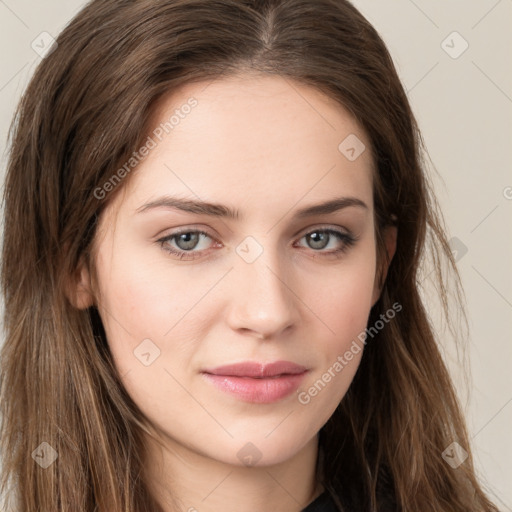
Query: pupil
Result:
<box><xmin>308</xmin><ymin>231</ymin><xmax>329</xmax><ymax>250</ymax></box>
<box><xmin>177</xmin><ymin>232</ymin><xmax>199</xmax><ymax>250</ymax></box>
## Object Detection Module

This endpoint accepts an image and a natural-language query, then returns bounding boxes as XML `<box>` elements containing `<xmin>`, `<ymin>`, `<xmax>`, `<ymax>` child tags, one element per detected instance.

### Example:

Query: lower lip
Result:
<box><xmin>202</xmin><ymin>372</ymin><xmax>307</xmax><ymax>403</ymax></box>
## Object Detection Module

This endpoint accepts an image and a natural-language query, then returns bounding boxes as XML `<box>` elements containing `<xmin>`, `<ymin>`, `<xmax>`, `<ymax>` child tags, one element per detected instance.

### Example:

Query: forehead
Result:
<box><xmin>120</xmin><ymin>73</ymin><xmax>374</xmax><ymax>214</ymax></box>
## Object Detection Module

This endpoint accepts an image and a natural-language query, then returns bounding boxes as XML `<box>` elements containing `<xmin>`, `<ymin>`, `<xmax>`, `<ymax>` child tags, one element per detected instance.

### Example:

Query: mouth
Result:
<box><xmin>201</xmin><ymin>360</ymin><xmax>309</xmax><ymax>403</ymax></box>
<box><xmin>203</xmin><ymin>360</ymin><xmax>307</xmax><ymax>378</ymax></box>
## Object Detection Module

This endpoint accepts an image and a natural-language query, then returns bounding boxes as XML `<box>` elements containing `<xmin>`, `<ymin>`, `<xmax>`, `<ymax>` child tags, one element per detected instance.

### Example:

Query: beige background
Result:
<box><xmin>0</xmin><ymin>0</ymin><xmax>511</xmax><ymax>508</ymax></box>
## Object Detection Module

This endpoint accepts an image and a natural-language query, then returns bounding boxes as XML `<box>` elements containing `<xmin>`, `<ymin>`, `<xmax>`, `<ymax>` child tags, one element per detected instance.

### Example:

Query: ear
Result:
<box><xmin>65</xmin><ymin>257</ymin><xmax>95</xmax><ymax>310</ymax></box>
<box><xmin>371</xmin><ymin>225</ymin><xmax>397</xmax><ymax>307</ymax></box>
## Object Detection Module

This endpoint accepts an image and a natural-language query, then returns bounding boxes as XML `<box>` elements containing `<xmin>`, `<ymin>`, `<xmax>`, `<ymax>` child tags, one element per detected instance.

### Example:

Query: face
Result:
<box><xmin>82</xmin><ymin>73</ymin><xmax>392</xmax><ymax>469</ymax></box>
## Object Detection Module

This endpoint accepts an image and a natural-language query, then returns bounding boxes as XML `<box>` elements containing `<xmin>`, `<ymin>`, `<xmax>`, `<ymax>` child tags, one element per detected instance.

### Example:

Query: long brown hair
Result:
<box><xmin>0</xmin><ymin>0</ymin><xmax>500</xmax><ymax>510</ymax></box>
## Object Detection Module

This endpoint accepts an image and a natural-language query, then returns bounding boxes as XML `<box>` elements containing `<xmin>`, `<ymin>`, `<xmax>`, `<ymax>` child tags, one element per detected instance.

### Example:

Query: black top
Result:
<box><xmin>302</xmin><ymin>484</ymin><xmax>397</xmax><ymax>511</ymax></box>
<box><xmin>301</xmin><ymin>490</ymin><xmax>339</xmax><ymax>512</ymax></box>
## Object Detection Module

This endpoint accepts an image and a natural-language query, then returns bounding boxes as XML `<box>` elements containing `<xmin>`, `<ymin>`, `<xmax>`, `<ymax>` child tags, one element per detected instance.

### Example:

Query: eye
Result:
<box><xmin>157</xmin><ymin>226</ymin><xmax>358</xmax><ymax>261</ymax></box>
<box><xmin>296</xmin><ymin>228</ymin><xmax>357</xmax><ymax>255</ymax></box>
<box><xmin>158</xmin><ymin>230</ymin><xmax>218</xmax><ymax>260</ymax></box>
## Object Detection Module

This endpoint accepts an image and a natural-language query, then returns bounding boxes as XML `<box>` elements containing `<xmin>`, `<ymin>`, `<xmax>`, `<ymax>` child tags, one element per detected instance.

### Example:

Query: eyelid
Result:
<box><xmin>157</xmin><ymin>223</ymin><xmax>351</xmax><ymax>242</ymax></box>
<box><xmin>157</xmin><ymin>224</ymin><xmax>357</xmax><ymax>260</ymax></box>
<box><xmin>157</xmin><ymin>229</ymin><xmax>219</xmax><ymax>261</ymax></box>
<box><xmin>293</xmin><ymin>223</ymin><xmax>353</xmax><ymax>240</ymax></box>
<box><xmin>153</xmin><ymin>223</ymin><xmax>220</xmax><ymax>239</ymax></box>
<box><xmin>160</xmin><ymin>228</ymin><xmax>221</xmax><ymax>249</ymax></box>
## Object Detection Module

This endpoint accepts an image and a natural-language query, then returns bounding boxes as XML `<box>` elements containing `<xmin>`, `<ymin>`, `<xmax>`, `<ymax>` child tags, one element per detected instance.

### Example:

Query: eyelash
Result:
<box><xmin>157</xmin><ymin>227</ymin><xmax>358</xmax><ymax>261</ymax></box>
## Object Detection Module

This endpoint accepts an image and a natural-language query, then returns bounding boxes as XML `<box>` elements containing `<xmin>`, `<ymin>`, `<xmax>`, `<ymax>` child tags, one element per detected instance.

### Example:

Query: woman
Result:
<box><xmin>0</xmin><ymin>0</ymin><xmax>500</xmax><ymax>510</ymax></box>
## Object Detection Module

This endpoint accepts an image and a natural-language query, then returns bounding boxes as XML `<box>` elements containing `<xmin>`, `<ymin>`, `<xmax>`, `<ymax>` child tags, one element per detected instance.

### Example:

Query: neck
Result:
<box><xmin>143</xmin><ymin>432</ymin><xmax>324</xmax><ymax>512</ymax></box>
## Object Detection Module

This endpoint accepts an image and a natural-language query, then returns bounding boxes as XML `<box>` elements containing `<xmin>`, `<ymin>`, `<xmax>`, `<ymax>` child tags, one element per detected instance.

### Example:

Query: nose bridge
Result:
<box><xmin>227</xmin><ymin>236</ymin><xmax>299</xmax><ymax>337</ymax></box>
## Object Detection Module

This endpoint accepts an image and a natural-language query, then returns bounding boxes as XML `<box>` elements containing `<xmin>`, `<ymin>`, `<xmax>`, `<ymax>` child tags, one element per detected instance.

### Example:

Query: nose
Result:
<box><xmin>225</xmin><ymin>251</ymin><xmax>300</xmax><ymax>340</ymax></box>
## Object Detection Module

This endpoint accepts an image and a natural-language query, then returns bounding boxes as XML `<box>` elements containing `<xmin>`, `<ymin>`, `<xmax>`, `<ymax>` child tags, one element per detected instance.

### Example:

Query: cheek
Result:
<box><xmin>295</xmin><ymin>255</ymin><xmax>375</xmax><ymax>425</ymax></box>
<box><xmin>93</xmin><ymin>243</ymin><xmax>217</xmax><ymax>378</ymax></box>
<box><xmin>92</xmin><ymin>245</ymin><xmax>169</xmax><ymax>361</ymax></box>
<box><xmin>95</xmin><ymin>242</ymin><xmax>184</xmax><ymax>334</ymax></box>
<box><xmin>309</xmin><ymin>245</ymin><xmax>377</xmax><ymax>347</ymax></box>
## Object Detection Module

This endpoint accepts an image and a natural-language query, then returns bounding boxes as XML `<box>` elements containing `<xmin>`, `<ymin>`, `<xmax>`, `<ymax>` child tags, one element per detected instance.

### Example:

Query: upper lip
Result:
<box><xmin>202</xmin><ymin>360</ymin><xmax>307</xmax><ymax>378</ymax></box>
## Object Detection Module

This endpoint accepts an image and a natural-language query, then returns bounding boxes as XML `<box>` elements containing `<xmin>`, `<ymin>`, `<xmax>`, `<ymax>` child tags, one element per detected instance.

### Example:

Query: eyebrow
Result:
<box><xmin>136</xmin><ymin>195</ymin><xmax>368</xmax><ymax>219</ymax></box>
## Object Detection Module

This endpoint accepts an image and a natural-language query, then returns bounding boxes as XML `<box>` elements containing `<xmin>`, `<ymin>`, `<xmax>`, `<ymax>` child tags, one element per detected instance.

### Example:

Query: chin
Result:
<box><xmin>210</xmin><ymin>431</ymin><xmax>317</xmax><ymax>469</ymax></box>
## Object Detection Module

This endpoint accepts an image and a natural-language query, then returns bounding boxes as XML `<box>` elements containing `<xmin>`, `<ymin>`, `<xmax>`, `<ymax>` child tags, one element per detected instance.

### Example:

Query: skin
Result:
<box><xmin>74</xmin><ymin>73</ymin><xmax>396</xmax><ymax>512</ymax></box>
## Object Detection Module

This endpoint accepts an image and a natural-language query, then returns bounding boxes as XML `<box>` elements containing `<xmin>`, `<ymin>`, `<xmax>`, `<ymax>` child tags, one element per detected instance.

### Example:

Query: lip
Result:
<box><xmin>201</xmin><ymin>360</ymin><xmax>308</xmax><ymax>403</ymax></box>
<box><xmin>203</xmin><ymin>361</ymin><xmax>307</xmax><ymax>378</ymax></box>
